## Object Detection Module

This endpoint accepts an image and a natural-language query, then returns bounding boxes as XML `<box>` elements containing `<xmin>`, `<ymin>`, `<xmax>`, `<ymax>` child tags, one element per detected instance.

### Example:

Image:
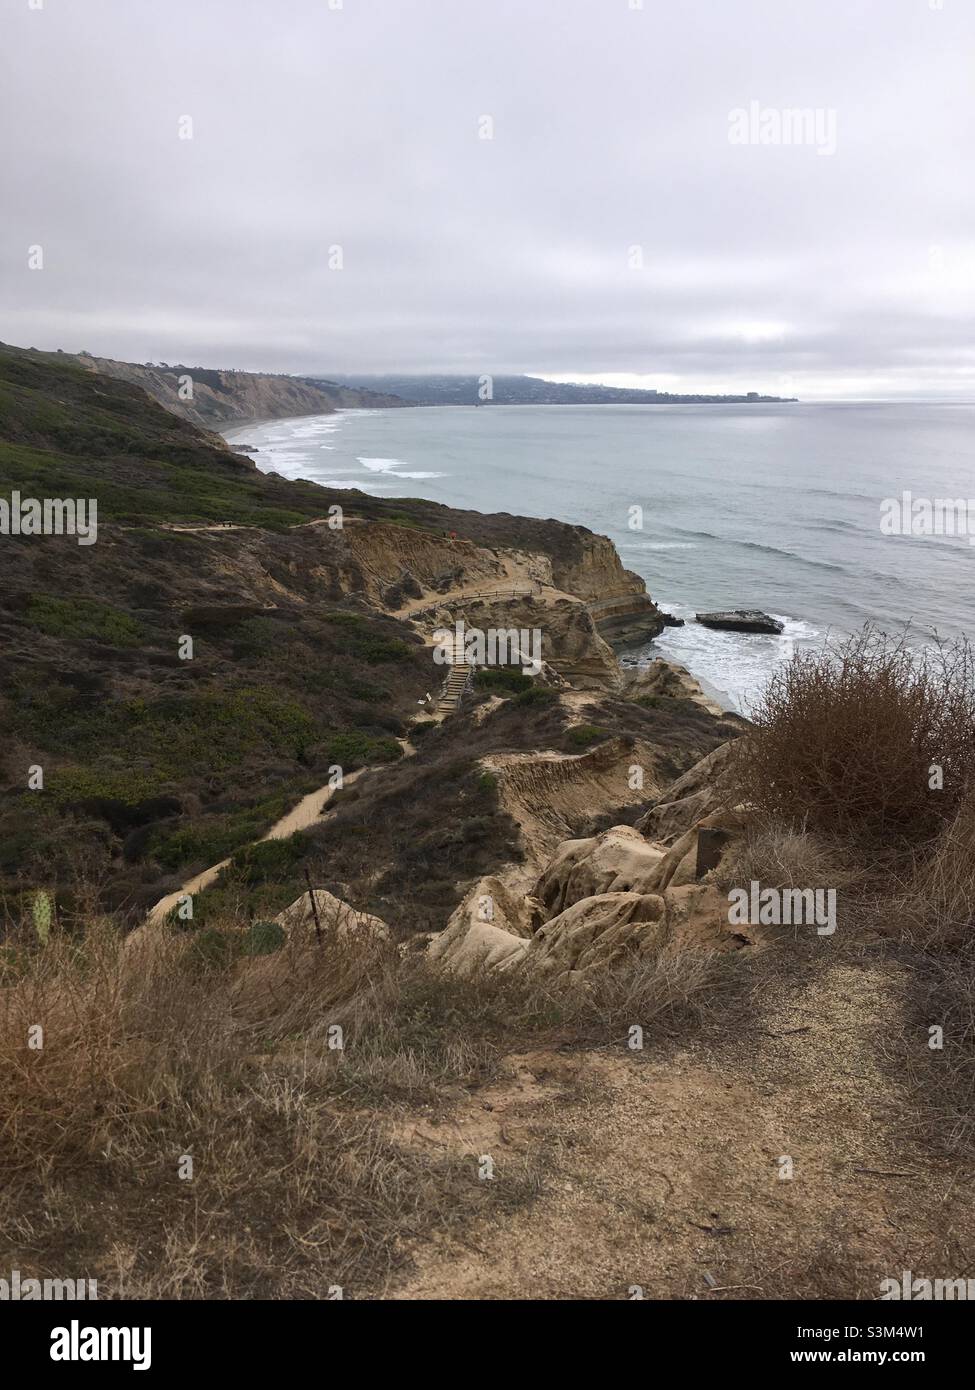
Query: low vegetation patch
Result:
<box><xmin>474</xmin><ymin>667</ymin><xmax>535</xmax><ymax>695</ymax></box>
<box><xmin>0</xmin><ymin>907</ymin><xmax>744</xmax><ymax>1297</ymax></box>
<box><xmin>717</xmin><ymin>628</ymin><xmax>975</xmax><ymax>1161</ymax></box>
<box><xmin>726</xmin><ymin>627</ymin><xmax>975</xmax><ymax>846</ymax></box>
<box><xmin>565</xmin><ymin>723</ymin><xmax>608</xmax><ymax>749</ymax></box>
<box><xmin>26</xmin><ymin>595</ymin><xmax>144</xmax><ymax>646</ymax></box>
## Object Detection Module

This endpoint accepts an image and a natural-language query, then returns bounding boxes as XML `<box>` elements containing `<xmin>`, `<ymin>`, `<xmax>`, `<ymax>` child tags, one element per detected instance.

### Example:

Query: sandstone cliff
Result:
<box><xmin>333</xmin><ymin>517</ymin><xmax>665</xmax><ymax>661</ymax></box>
<box><xmin>72</xmin><ymin>353</ymin><xmax>409</xmax><ymax>429</ymax></box>
<box><xmin>521</xmin><ymin>529</ymin><xmax>665</xmax><ymax>648</ymax></box>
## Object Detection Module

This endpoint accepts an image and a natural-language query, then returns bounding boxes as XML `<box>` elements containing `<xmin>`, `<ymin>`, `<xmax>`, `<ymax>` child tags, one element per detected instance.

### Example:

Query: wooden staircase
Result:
<box><xmin>436</xmin><ymin>632</ymin><xmax>473</xmax><ymax>715</ymax></box>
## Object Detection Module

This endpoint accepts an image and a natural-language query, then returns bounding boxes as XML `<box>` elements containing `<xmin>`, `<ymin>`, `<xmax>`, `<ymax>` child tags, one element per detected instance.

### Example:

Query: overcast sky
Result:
<box><xmin>2</xmin><ymin>0</ymin><xmax>972</xmax><ymax>399</ymax></box>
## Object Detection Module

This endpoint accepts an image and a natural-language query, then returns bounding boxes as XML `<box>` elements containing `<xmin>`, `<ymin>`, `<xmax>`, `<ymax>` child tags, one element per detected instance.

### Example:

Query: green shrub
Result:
<box><xmin>230</xmin><ymin>834</ymin><xmax>310</xmax><ymax>886</ymax></box>
<box><xmin>19</xmin><ymin>688</ymin><xmax>317</xmax><ymax>777</ymax></box>
<box><xmin>566</xmin><ymin>724</ymin><xmax>606</xmax><ymax>747</ymax></box>
<box><xmin>189</xmin><ymin>928</ymin><xmax>239</xmax><ymax>970</ymax></box>
<box><xmin>475</xmin><ymin>668</ymin><xmax>533</xmax><ymax>695</ymax></box>
<box><xmin>228</xmin><ymin>616</ymin><xmax>280</xmax><ymax>657</ymax></box>
<box><xmin>147</xmin><ymin>793</ymin><xmax>296</xmax><ymax>871</ymax></box>
<box><xmin>180</xmin><ymin>879</ymin><xmax>300</xmax><ymax>931</ymax></box>
<box><xmin>27</xmin><ymin>595</ymin><xmax>143</xmax><ymax>646</ymax></box>
<box><xmin>514</xmin><ymin>685</ymin><xmax>557</xmax><ymax>708</ymax></box>
<box><xmin>325</xmin><ymin>731</ymin><xmax>401</xmax><ymax>767</ymax></box>
<box><xmin>323</xmin><ymin>611</ymin><xmax>365</xmax><ymax>628</ymax></box>
<box><xmin>347</xmin><ymin>680</ymin><xmax>389</xmax><ymax>703</ymax></box>
<box><xmin>244</xmin><ymin>920</ymin><xmax>287</xmax><ymax>956</ymax></box>
<box><xmin>357</xmin><ymin>637</ymin><xmax>413</xmax><ymax>664</ymax></box>
<box><xmin>53</xmin><ymin>765</ymin><xmax>162</xmax><ymax>808</ymax></box>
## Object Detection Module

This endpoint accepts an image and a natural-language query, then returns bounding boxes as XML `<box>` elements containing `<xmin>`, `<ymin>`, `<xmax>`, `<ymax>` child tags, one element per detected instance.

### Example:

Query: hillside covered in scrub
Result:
<box><xmin>0</xmin><ymin>343</ymin><xmax>684</xmax><ymax>923</ymax></box>
<box><xmin>1</xmin><ymin>344</ymin><xmax>973</xmax><ymax>1303</ymax></box>
<box><xmin>5</xmin><ymin>343</ymin><xmax>411</xmax><ymax>432</ymax></box>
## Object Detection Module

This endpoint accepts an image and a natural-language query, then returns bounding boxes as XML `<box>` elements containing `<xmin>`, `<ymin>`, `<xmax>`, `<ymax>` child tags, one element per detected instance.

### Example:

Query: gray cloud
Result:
<box><xmin>2</xmin><ymin>0</ymin><xmax>973</xmax><ymax>397</ymax></box>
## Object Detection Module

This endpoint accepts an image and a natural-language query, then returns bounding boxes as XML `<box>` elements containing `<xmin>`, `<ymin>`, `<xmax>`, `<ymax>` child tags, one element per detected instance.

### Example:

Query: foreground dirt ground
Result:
<box><xmin>385</xmin><ymin>958</ymin><xmax>974</xmax><ymax>1300</ymax></box>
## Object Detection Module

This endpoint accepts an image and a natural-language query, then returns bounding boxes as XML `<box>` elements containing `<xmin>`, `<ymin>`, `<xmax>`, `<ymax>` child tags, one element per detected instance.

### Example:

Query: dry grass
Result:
<box><xmin>0</xmin><ymin>910</ymin><xmax>747</xmax><ymax>1298</ymax></box>
<box><xmin>719</xmin><ymin>627</ymin><xmax>975</xmax><ymax>1164</ymax></box>
<box><xmin>717</xmin><ymin>817</ymin><xmax>861</xmax><ymax>895</ymax></box>
<box><xmin>880</xmin><ymin>801</ymin><xmax>975</xmax><ymax>950</ymax></box>
<box><xmin>880</xmin><ymin>939</ymin><xmax>975</xmax><ymax>1159</ymax></box>
<box><xmin>0</xmin><ymin>920</ymin><xmax>546</xmax><ymax>1297</ymax></box>
<box><xmin>549</xmin><ymin>947</ymin><xmax>753</xmax><ymax>1045</ymax></box>
<box><xmin>236</xmin><ymin>920</ymin><xmax>751</xmax><ymax>1103</ymax></box>
<box><xmin>867</xmin><ymin>807</ymin><xmax>975</xmax><ymax>1158</ymax></box>
<box><xmin>713</xmin><ymin>803</ymin><xmax>975</xmax><ymax>1161</ymax></box>
<box><xmin>714</xmin><ymin>628</ymin><xmax>975</xmax><ymax>1165</ymax></box>
<box><xmin>726</xmin><ymin>627</ymin><xmax>975</xmax><ymax>846</ymax></box>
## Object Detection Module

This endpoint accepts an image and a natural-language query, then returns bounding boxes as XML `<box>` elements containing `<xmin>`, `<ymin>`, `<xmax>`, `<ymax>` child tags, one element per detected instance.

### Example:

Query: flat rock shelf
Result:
<box><xmin>696</xmin><ymin>609</ymin><xmax>785</xmax><ymax>635</ymax></box>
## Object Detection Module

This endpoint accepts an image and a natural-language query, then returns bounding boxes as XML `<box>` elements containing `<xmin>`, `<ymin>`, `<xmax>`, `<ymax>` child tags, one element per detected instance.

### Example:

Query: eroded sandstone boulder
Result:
<box><xmin>636</xmin><ymin>741</ymin><xmax>736</xmax><ymax>844</ymax></box>
<box><xmin>274</xmin><ymin>889</ymin><xmax>389</xmax><ymax>940</ymax></box>
<box><xmin>663</xmin><ymin>882</ymin><xmax>753</xmax><ymax>951</ymax></box>
<box><xmin>426</xmin><ymin>745</ymin><xmax>755</xmax><ymax>985</ymax></box>
<box><xmin>622</xmin><ymin>659</ymin><xmax>723</xmax><ymax>715</ymax></box>
<box><xmin>644</xmin><ymin>807</ymin><xmax>742</xmax><ymax>894</ymax></box>
<box><xmin>427</xmin><ymin>876</ymin><xmax>535</xmax><ymax>974</ymax></box>
<box><xmin>529</xmin><ymin>891</ymin><xmax>668</xmax><ymax>979</ymax></box>
<box><xmin>534</xmin><ymin>826</ymin><xmax>667</xmax><ymax>918</ymax></box>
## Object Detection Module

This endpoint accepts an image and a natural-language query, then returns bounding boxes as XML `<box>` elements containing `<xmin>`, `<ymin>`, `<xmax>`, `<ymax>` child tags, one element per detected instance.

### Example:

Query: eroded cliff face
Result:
<box><xmin>427</xmin><ymin>740</ymin><xmax>752</xmax><ymax>982</ymax></box>
<box><xmin>339</xmin><ymin>520</ymin><xmax>509</xmax><ymax>602</ymax></box>
<box><xmin>545</xmin><ymin>533</ymin><xmax>665</xmax><ymax>647</ymax></box>
<box><xmin>317</xmin><ymin>517</ymin><xmax>664</xmax><ymax>684</ymax></box>
<box><xmin>72</xmin><ymin>354</ymin><xmax>408</xmax><ymax>429</ymax></box>
<box><xmin>332</xmin><ymin>504</ymin><xmax>665</xmax><ymax>649</ymax></box>
<box><xmin>336</xmin><ymin>518</ymin><xmax>663</xmax><ymax>650</ymax></box>
<box><xmin>547</xmin><ymin>532</ymin><xmax>638</xmax><ymax>601</ymax></box>
<box><xmin>430</xmin><ymin>595</ymin><xmax>622</xmax><ymax>689</ymax></box>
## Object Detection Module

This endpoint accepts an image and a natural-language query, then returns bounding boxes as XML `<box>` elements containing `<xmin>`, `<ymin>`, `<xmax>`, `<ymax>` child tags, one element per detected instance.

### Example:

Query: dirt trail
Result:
<box><xmin>388</xmin><ymin>959</ymin><xmax>974</xmax><ymax>1300</ymax></box>
<box><xmin>146</xmin><ymin>741</ymin><xmax>413</xmax><ymax>925</ymax></box>
<box><xmin>397</xmin><ymin>578</ymin><xmax>577</xmax><ymax>617</ymax></box>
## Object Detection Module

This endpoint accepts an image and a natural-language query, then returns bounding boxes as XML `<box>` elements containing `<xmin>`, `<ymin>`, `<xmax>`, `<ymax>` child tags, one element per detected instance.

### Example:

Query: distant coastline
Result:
<box><xmin>316</xmin><ymin>372</ymin><xmax>798</xmax><ymax>408</ymax></box>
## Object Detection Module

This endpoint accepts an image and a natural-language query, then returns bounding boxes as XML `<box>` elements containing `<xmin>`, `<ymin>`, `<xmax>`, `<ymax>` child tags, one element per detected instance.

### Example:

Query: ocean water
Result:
<box><xmin>223</xmin><ymin>403</ymin><xmax>975</xmax><ymax>713</ymax></box>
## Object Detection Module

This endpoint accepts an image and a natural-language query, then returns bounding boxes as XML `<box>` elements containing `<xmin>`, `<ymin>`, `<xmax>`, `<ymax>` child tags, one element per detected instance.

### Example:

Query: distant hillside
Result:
<box><xmin>0</xmin><ymin>343</ymin><xmax>346</xmax><ymax>529</ymax></box>
<box><xmin>67</xmin><ymin>351</ymin><xmax>410</xmax><ymax>429</ymax></box>
<box><xmin>323</xmin><ymin>373</ymin><xmax>798</xmax><ymax>406</ymax></box>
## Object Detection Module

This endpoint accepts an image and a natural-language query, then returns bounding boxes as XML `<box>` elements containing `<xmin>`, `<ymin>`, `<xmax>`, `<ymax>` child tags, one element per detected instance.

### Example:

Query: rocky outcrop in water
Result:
<box><xmin>696</xmin><ymin>609</ymin><xmax>783</xmax><ymax>634</ymax></box>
